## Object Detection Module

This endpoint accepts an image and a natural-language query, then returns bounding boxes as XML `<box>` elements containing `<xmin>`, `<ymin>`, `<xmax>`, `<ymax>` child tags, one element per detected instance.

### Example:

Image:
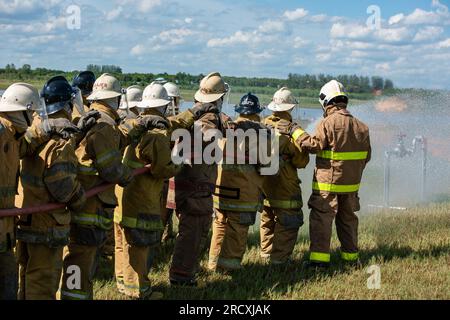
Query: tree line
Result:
<box><xmin>1</xmin><ymin>64</ymin><xmax>394</xmax><ymax>93</ymax></box>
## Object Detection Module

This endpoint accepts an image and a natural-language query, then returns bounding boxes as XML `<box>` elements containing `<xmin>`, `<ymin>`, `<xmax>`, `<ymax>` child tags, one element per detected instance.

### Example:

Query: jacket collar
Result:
<box><xmin>90</xmin><ymin>101</ymin><xmax>120</xmax><ymax>123</ymax></box>
<box><xmin>140</xmin><ymin>108</ymin><xmax>165</xmax><ymax>118</ymax></box>
<box><xmin>272</xmin><ymin>111</ymin><xmax>293</xmax><ymax>122</ymax></box>
<box><xmin>325</xmin><ymin>103</ymin><xmax>350</xmax><ymax>117</ymax></box>
<box><xmin>237</xmin><ymin>113</ymin><xmax>261</xmax><ymax>122</ymax></box>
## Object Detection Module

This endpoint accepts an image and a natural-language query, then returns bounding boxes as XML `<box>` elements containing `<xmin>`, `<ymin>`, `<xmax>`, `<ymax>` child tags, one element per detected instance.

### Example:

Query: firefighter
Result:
<box><xmin>260</xmin><ymin>88</ymin><xmax>310</xmax><ymax>265</ymax></box>
<box><xmin>276</xmin><ymin>80</ymin><xmax>371</xmax><ymax>268</ymax></box>
<box><xmin>114</xmin><ymin>83</ymin><xmax>181</xmax><ymax>299</ymax></box>
<box><xmin>16</xmin><ymin>76</ymin><xmax>89</xmax><ymax>300</ymax></box>
<box><xmin>161</xmin><ymin>82</ymin><xmax>182</xmax><ymax>243</ymax></box>
<box><xmin>164</xmin><ymin>82</ymin><xmax>182</xmax><ymax>116</ymax></box>
<box><xmin>0</xmin><ymin>82</ymin><xmax>80</xmax><ymax>300</ymax></box>
<box><xmin>72</xmin><ymin>71</ymin><xmax>96</xmax><ymax>124</ymax></box>
<box><xmin>169</xmin><ymin>72</ymin><xmax>229</xmax><ymax>286</ymax></box>
<box><xmin>118</xmin><ymin>85</ymin><xmax>143</xmax><ymax>121</ymax></box>
<box><xmin>208</xmin><ymin>93</ymin><xmax>268</xmax><ymax>271</ymax></box>
<box><xmin>60</xmin><ymin>73</ymin><xmax>137</xmax><ymax>300</ymax></box>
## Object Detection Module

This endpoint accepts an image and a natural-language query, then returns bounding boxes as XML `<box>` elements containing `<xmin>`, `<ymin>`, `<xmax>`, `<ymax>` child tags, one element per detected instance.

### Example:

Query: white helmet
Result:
<box><xmin>268</xmin><ymin>87</ymin><xmax>298</xmax><ymax>112</ymax></box>
<box><xmin>87</xmin><ymin>73</ymin><xmax>122</xmax><ymax>101</ymax></box>
<box><xmin>319</xmin><ymin>80</ymin><xmax>348</xmax><ymax>108</ymax></box>
<box><xmin>120</xmin><ymin>85</ymin><xmax>143</xmax><ymax>110</ymax></box>
<box><xmin>0</xmin><ymin>83</ymin><xmax>41</xmax><ymax>112</ymax></box>
<box><xmin>139</xmin><ymin>83</ymin><xmax>171</xmax><ymax>109</ymax></box>
<box><xmin>163</xmin><ymin>82</ymin><xmax>181</xmax><ymax>98</ymax></box>
<box><xmin>194</xmin><ymin>72</ymin><xmax>229</xmax><ymax>103</ymax></box>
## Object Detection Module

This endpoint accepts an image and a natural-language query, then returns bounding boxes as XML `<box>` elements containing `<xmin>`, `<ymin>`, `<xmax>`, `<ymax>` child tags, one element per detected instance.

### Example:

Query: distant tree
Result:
<box><xmin>371</xmin><ymin>76</ymin><xmax>384</xmax><ymax>90</ymax></box>
<box><xmin>384</xmin><ymin>79</ymin><xmax>394</xmax><ymax>90</ymax></box>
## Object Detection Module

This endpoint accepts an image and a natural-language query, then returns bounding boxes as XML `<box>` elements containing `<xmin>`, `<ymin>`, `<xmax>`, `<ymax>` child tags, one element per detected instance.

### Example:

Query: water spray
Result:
<box><xmin>381</xmin><ymin>134</ymin><xmax>427</xmax><ymax>209</ymax></box>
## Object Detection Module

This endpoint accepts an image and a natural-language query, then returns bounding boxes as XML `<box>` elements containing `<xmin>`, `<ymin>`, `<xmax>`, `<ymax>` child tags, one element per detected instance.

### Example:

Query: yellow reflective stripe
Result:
<box><xmin>72</xmin><ymin>213</ymin><xmax>112</xmax><ymax>229</ymax></box>
<box><xmin>313</xmin><ymin>182</ymin><xmax>360</xmax><ymax>193</ymax></box>
<box><xmin>114</xmin><ymin>214</ymin><xmax>162</xmax><ymax>231</ymax></box>
<box><xmin>213</xmin><ymin>198</ymin><xmax>262</xmax><ymax>212</ymax></box>
<box><xmin>78</xmin><ymin>165</ymin><xmax>98</xmax><ymax>176</ymax></box>
<box><xmin>341</xmin><ymin>252</ymin><xmax>359</xmax><ymax>261</ymax></box>
<box><xmin>264</xmin><ymin>199</ymin><xmax>303</xmax><ymax>209</ymax></box>
<box><xmin>292</xmin><ymin>128</ymin><xmax>306</xmax><ymax>141</ymax></box>
<box><xmin>96</xmin><ymin>149</ymin><xmax>121</xmax><ymax>168</ymax></box>
<box><xmin>310</xmin><ymin>252</ymin><xmax>330</xmax><ymax>263</ymax></box>
<box><xmin>61</xmin><ymin>290</ymin><xmax>89</xmax><ymax>300</ymax></box>
<box><xmin>317</xmin><ymin>150</ymin><xmax>368</xmax><ymax>161</ymax></box>
<box><xmin>123</xmin><ymin>158</ymin><xmax>145</xmax><ymax>169</ymax></box>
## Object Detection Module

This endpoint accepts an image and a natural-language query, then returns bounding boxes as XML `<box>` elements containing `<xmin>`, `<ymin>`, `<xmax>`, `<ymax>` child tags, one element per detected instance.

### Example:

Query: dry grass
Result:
<box><xmin>93</xmin><ymin>202</ymin><xmax>450</xmax><ymax>300</ymax></box>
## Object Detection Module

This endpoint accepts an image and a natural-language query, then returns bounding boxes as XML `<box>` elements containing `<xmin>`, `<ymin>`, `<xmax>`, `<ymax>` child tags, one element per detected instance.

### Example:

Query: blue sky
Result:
<box><xmin>0</xmin><ymin>0</ymin><xmax>449</xmax><ymax>89</ymax></box>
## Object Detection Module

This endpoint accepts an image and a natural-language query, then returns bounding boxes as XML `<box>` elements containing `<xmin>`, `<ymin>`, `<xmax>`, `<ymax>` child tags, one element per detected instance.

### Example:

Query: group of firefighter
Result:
<box><xmin>0</xmin><ymin>70</ymin><xmax>371</xmax><ymax>300</ymax></box>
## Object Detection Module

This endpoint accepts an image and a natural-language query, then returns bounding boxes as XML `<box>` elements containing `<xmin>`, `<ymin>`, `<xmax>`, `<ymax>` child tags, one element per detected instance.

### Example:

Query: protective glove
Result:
<box><xmin>43</xmin><ymin>118</ymin><xmax>81</xmax><ymax>140</ymax></box>
<box><xmin>190</xmin><ymin>102</ymin><xmax>220</xmax><ymax>119</ymax></box>
<box><xmin>77</xmin><ymin>110</ymin><xmax>100</xmax><ymax>133</ymax></box>
<box><xmin>138</xmin><ymin>115</ymin><xmax>170</xmax><ymax>130</ymax></box>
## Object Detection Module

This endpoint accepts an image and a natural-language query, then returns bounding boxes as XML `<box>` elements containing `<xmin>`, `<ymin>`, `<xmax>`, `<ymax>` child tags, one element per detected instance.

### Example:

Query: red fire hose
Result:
<box><xmin>0</xmin><ymin>165</ymin><xmax>152</xmax><ymax>218</ymax></box>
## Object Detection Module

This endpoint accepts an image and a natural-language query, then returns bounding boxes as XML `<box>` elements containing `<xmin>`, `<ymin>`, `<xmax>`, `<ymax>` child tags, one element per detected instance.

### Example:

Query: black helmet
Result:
<box><xmin>235</xmin><ymin>92</ymin><xmax>263</xmax><ymax>115</ymax></box>
<box><xmin>72</xmin><ymin>71</ymin><xmax>96</xmax><ymax>96</ymax></box>
<box><xmin>41</xmin><ymin>76</ymin><xmax>76</xmax><ymax>116</ymax></box>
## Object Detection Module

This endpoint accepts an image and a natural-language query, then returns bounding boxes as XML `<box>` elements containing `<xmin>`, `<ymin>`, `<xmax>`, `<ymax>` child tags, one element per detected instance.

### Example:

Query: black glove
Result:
<box><xmin>77</xmin><ymin>110</ymin><xmax>100</xmax><ymax>133</ymax></box>
<box><xmin>44</xmin><ymin>119</ymin><xmax>81</xmax><ymax>140</ymax></box>
<box><xmin>190</xmin><ymin>102</ymin><xmax>220</xmax><ymax>119</ymax></box>
<box><xmin>138</xmin><ymin>115</ymin><xmax>169</xmax><ymax>130</ymax></box>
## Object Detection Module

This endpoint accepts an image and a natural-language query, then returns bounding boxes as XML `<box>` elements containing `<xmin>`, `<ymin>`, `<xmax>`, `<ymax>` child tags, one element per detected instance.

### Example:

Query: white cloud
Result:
<box><xmin>376</xmin><ymin>62</ymin><xmax>391</xmax><ymax>72</ymax></box>
<box><xmin>117</xmin><ymin>0</ymin><xmax>161</xmax><ymax>13</ymax></box>
<box><xmin>106</xmin><ymin>6</ymin><xmax>123</xmax><ymax>21</ymax></box>
<box><xmin>309</xmin><ymin>14</ymin><xmax>327</xmax><ymax>23</ymax></box>
<box><xmin>258</xmin><ymin>20</ymin><xmax>285</xmax><ymax>33</ymax></box>
<box><xmin>316</xmin><ymin>53</ymin><xmax>331</xmax><ymax>62</ymax></box>
<box><xmin>375</xmin><ymin>27</ymin><xmax>412</xmax><ymax>43</ymax></box>
<box><xmin>247</xmin><ymin>51</ymin><xmax>273</xmax><ymax>61</ymax></box>
<box><xmin>185</xmin><ymin>17</ymin><xmax>193</xmax><ymax>24</ymax></box>
<box><xmin>389</xmin><ymin>13</ymin><xmax>404</xmax><ymax>25</ymax></box>
<box><xmin>293</xmin><ymin>36</ymin><xmax>308</xmax><ymax>48</ymax></box>
<box><xmin>330</xmin><ymin>23</ymin><xmax>371</xmax><ymax>39</ymax></box>
<box><xmin>403</xmin><ymin>8</ymin><xmax>441</xmax><ymax>25</ymax></box>
<box><xmin>158</xmin><ymin>28</ymin><xmax>195</xmax><ymax>45</ymax></box>
<box><xmin>0</xmin><ymin>0</ymin><xmax>61</xmax><ymax>15</ymax></box>
<box><xmin>131</xmin><ymin>44</ymin><xmax>145</xmax><ymax>56</ymax></box>
<box><xmin>413</xmin><ymin>26</ymin><xmax>443</xmax><ymax>42</ymax></box>
<box><xmin>437</xmin><ymin>38</ymin><xmax>450</xmax><ymax>48</ymax></box>
<box><xmin>283</xmin><ymin>8</ymin><xmax>308</xmax><ymax>21</ymax></box>
<box><xmin>207</xmin><ymin>30</ymin><xmax>257</xmax><ymax>47</ymax></box>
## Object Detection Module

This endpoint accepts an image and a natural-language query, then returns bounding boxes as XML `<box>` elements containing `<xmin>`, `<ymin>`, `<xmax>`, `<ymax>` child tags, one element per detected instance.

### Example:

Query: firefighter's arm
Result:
<box><xmin>292</xmin><ymin>120</ymin><xmax>328</xmax><ymax>154</ymax></box>
<box><xmin>87</xmin><ymin>124</ymin><xmax>132</xmax><ymax>186</ymax></box>
<box><xmin>290</xmin><ymin>139</ymin><xmax>310</xmax><ymax>169</ymax></box>
<box><xmin>140</xmin><ymin>133</ymin><xmax>181</xmax><ymax>179</ymax></box>
<box><xmin>43</xmin><ymin>139</ymin><xmax>86</xmax><ymax>211</ymax></box>
<box><xmin>167</xmin><ymin>110</ymin><xmax>195</xmax><ymax>131</ymax></box>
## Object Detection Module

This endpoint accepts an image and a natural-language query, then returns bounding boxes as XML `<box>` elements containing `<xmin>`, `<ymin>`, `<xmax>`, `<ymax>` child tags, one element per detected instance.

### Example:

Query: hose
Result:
<box><xmin>0</xmin><ymin>165</ymin><xmax>151</xmax><ymax>218</ymax></box>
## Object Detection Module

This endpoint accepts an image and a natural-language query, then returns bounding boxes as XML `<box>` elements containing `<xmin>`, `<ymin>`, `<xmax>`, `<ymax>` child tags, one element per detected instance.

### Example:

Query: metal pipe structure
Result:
<box><xmin>0</xmin><ymin>165</ymin><xmax>152</xmax><ymax>218</ymax></box>
<box><xmin>383</xmin><ymin>134</ymin><xmax>427</xmax><ymax>208</ymax></box>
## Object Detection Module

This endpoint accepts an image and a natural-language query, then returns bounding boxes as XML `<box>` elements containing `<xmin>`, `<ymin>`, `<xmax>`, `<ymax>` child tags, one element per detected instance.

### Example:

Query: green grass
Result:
<box><xmin>93</xmin><ymin>202</ymin><xmax>450</xmax><ymax>300</ymax></box>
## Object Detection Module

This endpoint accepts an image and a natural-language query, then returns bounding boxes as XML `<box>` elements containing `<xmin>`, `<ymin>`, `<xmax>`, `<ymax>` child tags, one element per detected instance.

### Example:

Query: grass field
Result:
<box><xmin>93</xmin><ymin>202</ymin><xmax>450</xmax><ymax>300</ymax></box>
